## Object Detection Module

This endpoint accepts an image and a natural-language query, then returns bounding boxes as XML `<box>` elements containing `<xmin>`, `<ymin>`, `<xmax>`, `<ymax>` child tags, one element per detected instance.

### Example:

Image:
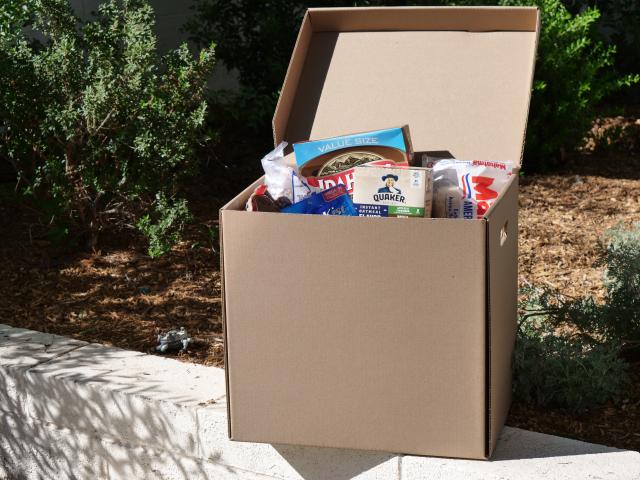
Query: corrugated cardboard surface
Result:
<box><xmin>223</xmin><ymin>7</ymin><xmax>539</xmax><ymax>459</ymax></box>
<box><xmin>485</xmin><ymin>175</ymin><xmax>519</xmax><ymax>455</ymax></box>
<box><xmin>222</xmin><ymin>209</ymin><xmax>487</xmax><ymax>458</ymax></box>
<box><xmin>274</xmin><ymin>8</ymin><xmax>538</xmax><ymax>163</ymax></box>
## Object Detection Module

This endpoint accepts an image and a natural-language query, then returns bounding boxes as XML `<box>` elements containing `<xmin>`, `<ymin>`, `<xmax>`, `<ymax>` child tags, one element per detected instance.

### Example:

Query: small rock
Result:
<box><xmin>156</xmin><ymin>327</ymin><xmax>192</xmax><ymax>353</ymax></box>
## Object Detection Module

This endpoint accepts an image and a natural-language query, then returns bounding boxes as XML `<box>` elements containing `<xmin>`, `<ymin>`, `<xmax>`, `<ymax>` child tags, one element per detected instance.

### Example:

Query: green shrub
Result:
<box><xmin>136</xmin><ymin>194</ymin><xmax>192</xmax><ymax>258</ymax></box>
<box><xmin>187</xmin><ymin>0</ymin><xmax>637</xmax><ymax>170</ymax></box>
<box><xmin>522</xmin><ymin>223</ymin><xmax>640</xmax><ymax>345</ymax></box>
<box><xmin>515</xmin><ymin>222</ymin><xmax>640</xmax><ymax>410</ymax></box>
<box><xmin>0</xmin><ymin>0</ymin><xmax>215</xmax><ymax>252</ymax></box>
<box><xmin>186</xmin><ymin>0</ymin><xmax>398</xmax><ymax>133</ymax></box>
<box><xmin>514</xmin><ymin>313</ymin><xmax>628</xmax><ymax>411</ymax></box>
<box><xmin>562</xmin><ymin>0</ymin><xmax>640</xmax><ymax>78</ymax></box>
<box><xmin>499</xmin><ymin>0</ymin><xmax>638</xmax><ymax>165</ymax></box>
<box><xmin>598</xmin><ymin>223</ymin><xmax>640</xmax><ymax>343</ymax></box>
<box><xmin>185</xmin><ymin>0</ymin><xmax>408</xmax><ymax>190</ymax></box>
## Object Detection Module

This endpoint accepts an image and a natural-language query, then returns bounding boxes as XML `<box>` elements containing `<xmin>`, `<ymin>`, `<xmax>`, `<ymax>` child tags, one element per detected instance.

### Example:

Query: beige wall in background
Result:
<box><xmin>70</xmin><ymin>0</ymin><xmax>239</xmax><ymax>91</ymax></box>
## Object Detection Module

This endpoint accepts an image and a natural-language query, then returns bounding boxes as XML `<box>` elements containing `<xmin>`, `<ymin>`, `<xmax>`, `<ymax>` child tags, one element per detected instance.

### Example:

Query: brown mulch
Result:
<box><xmin>509</xmin><ymin>114</ymin><xmax>640</xmax><ymax>450</ymax></box>
<box><xmin>0</xmin><ymin>192</ymin><xmax>226</xmax><ymax>366</ymax></box>
<box><xmin>2</xmin><ymin>116</ymin><xmax>640</xmax><ymax>451</ymax></box>
<box><xmin>518</xmin><ymin>172</ymin><xmax>640</xmax><ymax>301</ymax></box>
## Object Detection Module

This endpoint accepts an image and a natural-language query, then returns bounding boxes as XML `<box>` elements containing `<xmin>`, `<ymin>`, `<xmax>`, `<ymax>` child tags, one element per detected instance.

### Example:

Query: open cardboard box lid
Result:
<box><xmin>273</xmin><ymin>7</ymin><xmax>540</xmax><ymax>167</ymax></box>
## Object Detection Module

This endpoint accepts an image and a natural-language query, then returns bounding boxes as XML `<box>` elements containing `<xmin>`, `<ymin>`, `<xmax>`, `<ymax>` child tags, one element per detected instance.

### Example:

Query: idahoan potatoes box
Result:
<box><xmin>220</xmin><ymin>7</ymin><xmax>539</xmax><ymax>459</ymax></box>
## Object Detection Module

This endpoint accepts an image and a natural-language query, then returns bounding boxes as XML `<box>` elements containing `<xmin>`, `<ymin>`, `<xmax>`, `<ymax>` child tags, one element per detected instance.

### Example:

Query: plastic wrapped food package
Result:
<box><xmin>261</xmin><ymin>142</ymin><xmax>311</xmax><ymax>205</ymax></box>
<box><xmin>431</xmin><ymin>159</ymin><xmax>513</xmax><ymax>219</ymax></box>
<box><xmin>281</xmin><ymin>185</ymin><xmax>357</xmax><ymax>216</ymax></box>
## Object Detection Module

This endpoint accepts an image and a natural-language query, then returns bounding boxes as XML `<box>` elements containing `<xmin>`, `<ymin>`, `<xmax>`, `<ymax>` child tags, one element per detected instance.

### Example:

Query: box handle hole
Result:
<box><xmin>500</xmin><ymin>220</ymin><xmax>508</xmax><ymax>247</ymax></box>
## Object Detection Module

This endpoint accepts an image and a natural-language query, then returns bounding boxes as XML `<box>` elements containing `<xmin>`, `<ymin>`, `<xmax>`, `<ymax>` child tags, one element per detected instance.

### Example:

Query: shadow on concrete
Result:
<box><xmin>272</xmin><ymin>443</ymin><xmax>395</xmax><ymax>480</ymax></box>
<box><xmin>0</xmin><ymin>325</ymin><xmax>391</xmax><ymax>479</ymax></box>
<box><xmin>491</xmin><ymin>426</ymin><xmax>627</xmax><ymax>462</ymax></box>
<box><xmin>0</xmin><ymin>327</ymin><xmax>234</xmax><ymax>479</ymax></box>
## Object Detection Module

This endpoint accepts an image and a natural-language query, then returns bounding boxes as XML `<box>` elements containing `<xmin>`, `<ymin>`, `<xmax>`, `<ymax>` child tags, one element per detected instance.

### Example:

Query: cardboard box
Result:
<box><xmin>220</xmin><ymin>6</ymin><xmax>539</xmax><ymax>459</ymax></box>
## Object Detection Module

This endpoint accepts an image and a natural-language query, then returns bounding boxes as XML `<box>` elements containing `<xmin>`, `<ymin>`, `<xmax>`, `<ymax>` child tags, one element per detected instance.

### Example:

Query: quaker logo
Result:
<box><xmin>373</xmin><ymin>174</ymin><xmax>405</xmax><ymax>203</ymax></box>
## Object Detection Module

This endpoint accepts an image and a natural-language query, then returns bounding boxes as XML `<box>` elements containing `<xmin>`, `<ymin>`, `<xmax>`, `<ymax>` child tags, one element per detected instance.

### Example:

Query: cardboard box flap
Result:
<box><xmin>273</xmin><ymin>7</ymin><xmax>539</xmax><ymax>166</ymax></box>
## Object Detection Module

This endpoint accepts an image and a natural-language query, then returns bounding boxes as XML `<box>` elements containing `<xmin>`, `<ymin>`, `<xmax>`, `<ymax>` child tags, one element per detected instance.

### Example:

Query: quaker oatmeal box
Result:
<box><xmin>352</xmin><ymin>165</ymin><xmax>433</xmax><ymax>218</ymax></box>
<box><xmin>293</xmin><ymin>126</ymin><xmax>412</xmax><ymax>195</ymax></box>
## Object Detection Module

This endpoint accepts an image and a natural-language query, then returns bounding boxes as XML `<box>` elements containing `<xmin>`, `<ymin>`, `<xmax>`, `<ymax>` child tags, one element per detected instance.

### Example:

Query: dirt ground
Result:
<box><xmin>0</xmin><ymin>193</ymin><xmax>226</xmax><ymax>366</ymax></box>
<box><xmin>1</xmin><ymin>115</ymin><xmax>640</xmax><ymax>451</ymax></box>
<box><xmin>519</xmin><ymin>171</ymin><xmax>640</xmax><ymax>301</ymax></box>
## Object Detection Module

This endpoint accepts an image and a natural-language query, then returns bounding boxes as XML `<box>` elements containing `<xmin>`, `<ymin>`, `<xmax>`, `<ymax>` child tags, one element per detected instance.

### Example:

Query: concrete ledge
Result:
<box><xmin>1</xmin><ymin>324</ymin><xmax>639</xmax><ymax>480</ymax></box>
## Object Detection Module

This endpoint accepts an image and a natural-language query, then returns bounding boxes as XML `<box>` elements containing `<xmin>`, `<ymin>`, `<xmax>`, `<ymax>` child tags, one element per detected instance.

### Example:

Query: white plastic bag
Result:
<box><xmin>432</xmin><ymin>159</ymin><xmax>513</xmax><ymax>219</ymax></box>
<box><xmin>261</xmin><ymin>142</ymin><xmax>311</xmax><ymax>204</ymax></box>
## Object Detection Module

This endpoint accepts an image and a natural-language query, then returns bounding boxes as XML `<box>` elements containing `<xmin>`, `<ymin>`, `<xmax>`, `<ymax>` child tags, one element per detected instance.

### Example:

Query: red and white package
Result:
<box><xmin>432</xmin><ymin>160</ymin><xmax>513</xmax><ymax>219</ymax></box>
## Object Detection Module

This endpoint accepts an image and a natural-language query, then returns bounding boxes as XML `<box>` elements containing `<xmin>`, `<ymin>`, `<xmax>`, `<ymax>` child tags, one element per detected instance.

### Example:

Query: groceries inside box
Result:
<box><xmin>221</xmin><ymin>6</ymin><xmax>540</xmax><ymax>459</ymax></box>
<box><xmin>245</xmin><ymin>126</ymin><xmax>513</xmax><ymax>220</ymax></box>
